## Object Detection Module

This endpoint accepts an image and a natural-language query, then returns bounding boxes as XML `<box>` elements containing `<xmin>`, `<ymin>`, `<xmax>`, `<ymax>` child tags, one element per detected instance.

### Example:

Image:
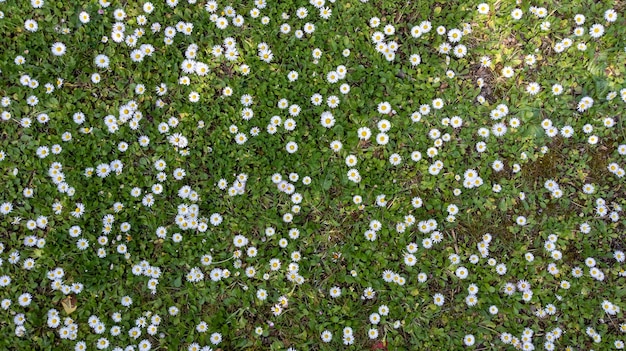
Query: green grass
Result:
<box><xmin>0</xmin><ymin>0</ymin><xmax>625</xmax><ymax>350</ymax></box>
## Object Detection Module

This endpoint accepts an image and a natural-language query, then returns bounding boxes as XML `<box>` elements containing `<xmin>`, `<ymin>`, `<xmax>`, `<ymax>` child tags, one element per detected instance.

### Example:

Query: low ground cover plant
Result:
<box><xmin>0</xmin><ymin>0</ymin><xmax>625</xmax><ymax>350</ymax></box>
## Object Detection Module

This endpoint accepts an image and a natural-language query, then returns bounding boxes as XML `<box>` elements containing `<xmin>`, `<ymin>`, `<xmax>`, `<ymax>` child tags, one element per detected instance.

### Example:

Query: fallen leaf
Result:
<box><xmin>372</xmin><ymin>340</ymin><xmax>387</xmax><ymax>350</ymax></box>
<box><xmin>61</xmin><ymin>295</ymin><xmax>77</xmax><ymax>315</ymax></box>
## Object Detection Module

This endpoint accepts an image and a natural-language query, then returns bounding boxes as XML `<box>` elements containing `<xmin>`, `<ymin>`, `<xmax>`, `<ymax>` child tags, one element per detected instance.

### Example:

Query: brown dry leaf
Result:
<box><xmin>61</xmin><ymin>295</ymin><xmax>77</xmax><ymax>314</ymax></box>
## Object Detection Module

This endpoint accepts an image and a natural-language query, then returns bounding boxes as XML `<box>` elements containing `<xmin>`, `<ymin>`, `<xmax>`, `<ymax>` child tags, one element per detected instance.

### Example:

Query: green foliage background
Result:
<box><xmin>0</xmin><ymin>0</ymin><xmax>625</xmax><ymax>350</ymax></box>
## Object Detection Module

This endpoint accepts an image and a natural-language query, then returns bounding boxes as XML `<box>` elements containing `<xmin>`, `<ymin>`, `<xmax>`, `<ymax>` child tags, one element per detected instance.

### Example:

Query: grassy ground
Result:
<box><xmin>0</xmin><ymin>0</ymin><xmax>625</xmax><ymax>350</ymax></box>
